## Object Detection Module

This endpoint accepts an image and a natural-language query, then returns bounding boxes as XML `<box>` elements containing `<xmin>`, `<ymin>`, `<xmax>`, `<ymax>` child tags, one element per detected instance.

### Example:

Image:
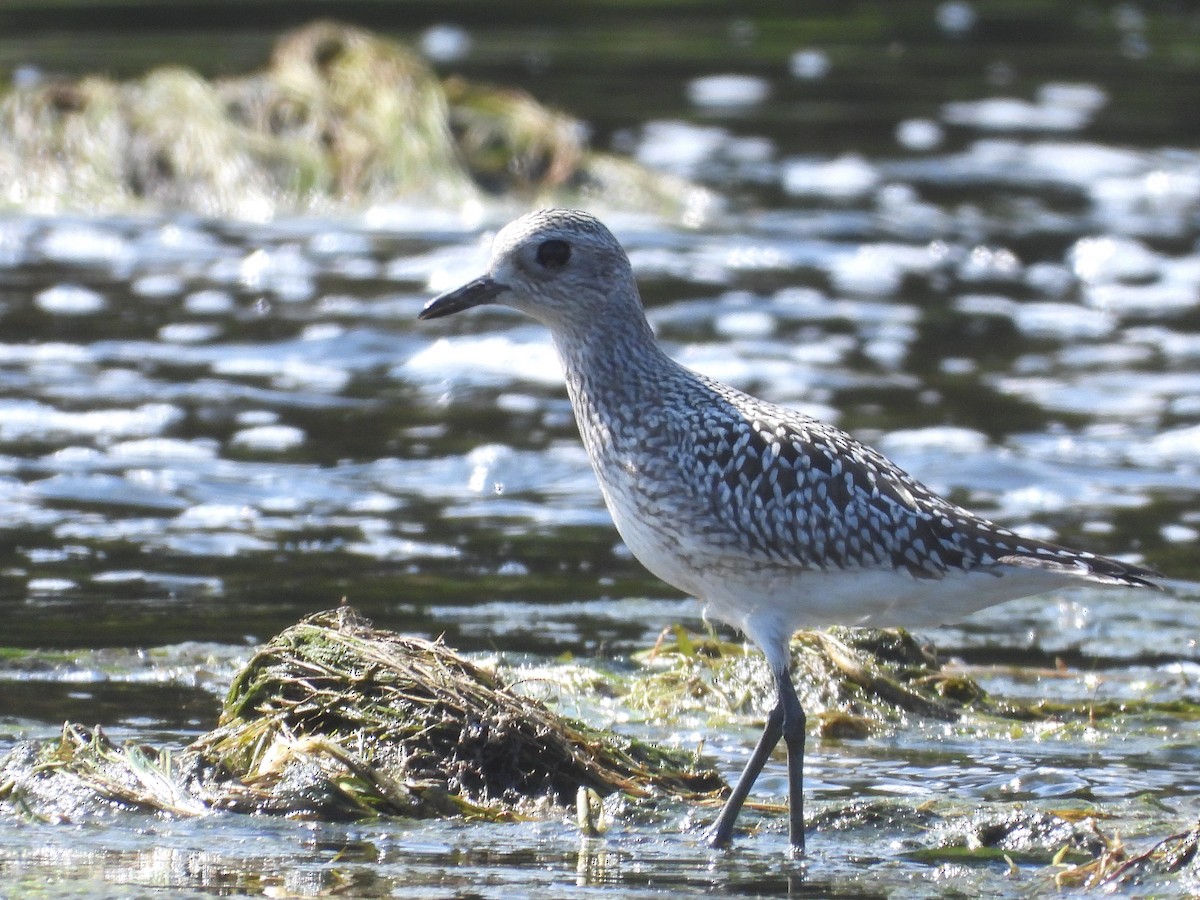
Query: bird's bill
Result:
<box><xmin>418</xmin><ymin>276</ymin><xmax>507</xmax><ymax>320</ymax></box>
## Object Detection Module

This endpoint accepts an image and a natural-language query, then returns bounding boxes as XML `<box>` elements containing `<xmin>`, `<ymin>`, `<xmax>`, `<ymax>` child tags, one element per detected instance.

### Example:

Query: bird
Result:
<box><xmin>418</xmin><ymin>208</ymin><xmax>1162</xmax><ymax>852</ymax></box>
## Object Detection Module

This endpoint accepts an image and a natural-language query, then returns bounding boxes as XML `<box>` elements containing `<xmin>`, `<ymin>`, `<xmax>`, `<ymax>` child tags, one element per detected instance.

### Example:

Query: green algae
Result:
<box><xmin>625</xmin><ymin>622</ymin><xmax>1200</xmax><ymax>740</ymax></box>
<box><xmin>202</xmin><ymin>606</ymin><xmax>723</xmax><ymax>812</ymax></box>
<box><xmin>0</xmin><ymin>607</ymin><xmax>723</xmax><ymax>826</ymax></box>
<box><xmin>628</xmin><ymin>625</ymin><xmax>965</xmax><ymax>734</ymax></box>
<box><xmin>1</xmin><ymin>608</ymin><xmax>1199</xmax><ymax>894</ymax></box>
<box><xmin>0</xmin><ymin>21</ymin><xmax>713</xmax><ymax>220</ymax></box>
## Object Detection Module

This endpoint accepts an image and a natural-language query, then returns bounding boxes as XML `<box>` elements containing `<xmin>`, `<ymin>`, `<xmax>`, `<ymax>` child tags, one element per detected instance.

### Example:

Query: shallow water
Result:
<box><xmin>2</xmin><ymin>2</ymin><xmax>1200</xmax><ymax>897</ymax></box>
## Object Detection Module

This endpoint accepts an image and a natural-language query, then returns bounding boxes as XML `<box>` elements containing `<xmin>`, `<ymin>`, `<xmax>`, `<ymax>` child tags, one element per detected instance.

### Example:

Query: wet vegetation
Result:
<box><xmin>0</xmin><ymin>21</ymin><xmax>708</xmax><ymax>219</ymax></box>
<box><xmin>1</xmin><ymin>608</ymin><xmax>723</xmax><ymax>824</ymax></box>
<box><xmin>4</xmin><ymin>606</ymin><xmax>1200</xmax><ymax>893</ymax></box>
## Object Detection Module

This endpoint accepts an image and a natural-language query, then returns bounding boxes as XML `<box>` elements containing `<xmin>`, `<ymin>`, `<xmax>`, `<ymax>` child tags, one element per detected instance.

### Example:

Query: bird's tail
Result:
<box><xmin>997</xmin><ymin>548</ymin><xmax>1163</xmax><ymax>590</ymax></box>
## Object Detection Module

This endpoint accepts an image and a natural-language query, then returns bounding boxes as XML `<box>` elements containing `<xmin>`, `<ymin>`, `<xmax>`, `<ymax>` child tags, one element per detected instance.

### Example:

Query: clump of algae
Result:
<box><xmin>0</xmin><ymin>607</ymin><xmax>722</xmax><ymax>824</ymax></box>
<box><xmin>628</xmin><ymin>624</ymin><xmax>969</xmax><ymax>742</ymax></box>
<box><xmin>0</xmin><ymin>21</ymin><xmax>713</xmax><ymax>220</ymax></box>
<box><xmin>197</xmin><ymin>606</ymin><xmax>723</xmax><ymax>816</ymax></box>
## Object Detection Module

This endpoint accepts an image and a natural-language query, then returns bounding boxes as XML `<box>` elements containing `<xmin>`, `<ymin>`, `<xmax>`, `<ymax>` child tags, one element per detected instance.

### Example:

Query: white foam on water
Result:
<box><xmin>1161</xmin><ymin>523</ymin><xmax>1199</xmax><ymax>543</ymax></box>
<box><xmin>955</xmin><ymin>293</ymin><xmax>1015</xmax><ymax>317</ymax></box>
<box><xmin>675</xmin><ymin>343</ymin><xmax>818</xmax><ymax>396</ymax></box>
<box><xmin>362</xmin><ymin>200</ymin><xmax>488</xmax><ymax>233</ymax></box>
<box><xmin>131</xmin><ymin>273</ymin><xmax>183</xmax><ymax>298</ymax></box>
<box><xmin>159</xmin><ymin>323</ymin><xmax>221</xmax><ymax>344</ymax></box>
<box><xmin>634</xmin><ymin>120</ymin><xmax>735</xmax><ymax>178</ymax></box>
<box><xmin>183</xmin><ymin>289</ymin><xmax>236</xmax><ymax>315</ymax></box>
<box><xmin>1010</xmin><ymin>302</ymin><xmax>1115</xmax><ymax>340</ymax></box>
<box><xmin>1139</xmin><ymin>424</ymin><xmax>1200</xmax><ymax>467</ymax></box>
<box><xmin>940</xmin><ymin>357</ymin><xmax>977</xmax><ymax>375</ymax></box>
<box><xmin>174</xmin><ymin>503</ymin><xmax>260</xmax><ymax>529</ymax></box>
<box><xmin>941</xmin><ymin>97</ymin><xmax>1092</xmax><ymax>132</ymax></box>
<box><xmin>0</xmin><ymin>400</ymin><xmax>182</xmax><ymax>443</ymax></box>
<box><xmin>876</xmin><ymin>184</ymin><xmax>951</xmax><ymax>237</ymax></box>
<box><xmin>789</xmin><ymin>48</ymin><xmax>830</xmax><ymax>80</ymax></box>
<box><xmin>782</xmin><ymin>155</ymin><xmax>879</xmax><ymax>200</ymax></box>
<box><xmin>156</xmin><ymin>531</ymin><xmax>277</xmax><ymax>557</ymax></box>
<box><xmin>229</xmin><ymin>425</ymin><xmax>306</xmax><ymax>452</ymax></box>
<box><xmin>0</xmin><ymin>218</ymin><xmax>34</xmax><ymax>266</ymax></box>
<box><xmin>1068</xmin><ymin>235</ymin><xmax>1160</xmax><ymax>284</ymax></box>
<box><xmin>387</xmin><ymin>243</ymin><xmax>491</xmax><ymax>292</ymax></box>
<box><xmin>1055</xmin><ymin>342</ymin><xmax>1153</xmax><ymax>370</ymax></box>
<box><xmin>1024</xmin><ymin>262</ymin><xmax>1074</xmax><ymax>298</ymax></box>
<box><xmin>420</xmin><ymin>24</ymin><xmax>472</xmax><ymax>62</ymax></box>
<box><xmin>27</xmin><ymin>577</ymin><xmax>78</xmax><ymax>593</ymax></box>
<box><xmin>772</xmin><ymin>286</ymin><xmax>830</xmax><ymax>315</ymax></box>
<box><xmin>132</xmin><ymin>223</ymin><xmax>226</xmax><ymax>263</ymax></box>
<box><xmin>828</xmin><ymin>243</ymin><xmax>936</xmax><ymax>296</ymax></box>
<box><xmin>992</xmin><ymin>373</ymin><xmax>1167</xmax><ymax>418</ymax></box>
<box><xmin>1089</xmin><ymin>164</ymin><xmax>1200</xmax><ymax>233</ymax></box>
<box><xmin>107</xmin><ymin>438</ymin><xmax>219</xmax><ymax>461</ymax></box>
<box><xmin>959</xmin><ymin>245</ymin><xmax>1022</xmax><ymax>282</ymax></box>
<box><xmin>888</xmin><ymin>140</ymin><xmax>1146</xmax><ymax>191</ymax></box>
<box><xmin>878</xmin><ymin>426</ymin><xmax>990</xmax><ymax>456</ymax></box>
<box><xmin>35</xmin><ymin>284</ymin><xmax>106</xmax><ymax>315</ymax></box>
<box><xmin>345</xmin><ymin>534</ymin><xmax>461</xmax><ymax>560</ymax></box>
<box><xmin>209</xmin><ymin>355</ymin><xmax>351</xmax><ymax>393</ymax></box>
<box><xmin>1127</xmin><ymin>326</ymin><xmax>1200</xmax><ymax>361</ymax></box>
<box><xmin>895</xmin><ymin>119</ymin><xmax>944</xmax><ymax>151</ymax></box>
<box><xmin>1085</xmin><ymin>282</ymin><xmax>1198</xmax><ymax>317</ymax></box>
<box><xmin>38</xmin><ymin>222</ymin><xmax>132</xmax><ymax>268</ymax></box>
<box><xmin>1023</xmin><ymin>141</ymin><xmax>1143</xmax><ymax>185</ymax></box>
<box><xmin>686</xmin><ymin>74</ymin><xmax>770</xmax><ymax>107</ymax></box>
<box><xmin>400</xmin><ymin>333</ymin><xmax>563</xmax><ymax>388</ymax></box>
<box><xmin>862</xmin><ymin>336</ymin><xmax>909</xmax><ymax>370</ymax></box>
<box><xmin>238</xmin><ymin>245</ymin><xmax>316</xmax><ymax>302</ymax></box>
<box><xmin>935</xmin><ymin>0</ymin><xmax>977</xmax><ymax>35</ymax></box>
<box><xmin>1005</xmin><ymin>521</ymin><xmax>1059</xmax><ymax>542</ymax></box>
<box><xmin>236</xmin><ymin>410</ymin><xmax>278</xmax><ymax>426</ymax></box>
<box><xmin>348</xmin><ymin>492</ymin><xmax>403</xmax><ymax>514</ymax></box>
<box><xmin>31</xmin><ymin>473</ymin><xmax>188</xmax><ymax>511</ymax></box>
<box><xmin>308</xmin><ymin>230</ymin><xmax>372</xmax><ymax>257</ymax></box>
<box><xmin>1037</xmin><ymin>82</ymin><xmax>1107</xmax><ymax>113</ymax></box>
<box><xmin>714</xmin><ymin>309</ymin><xmax>776</xmax><ymax>339</ymax></box>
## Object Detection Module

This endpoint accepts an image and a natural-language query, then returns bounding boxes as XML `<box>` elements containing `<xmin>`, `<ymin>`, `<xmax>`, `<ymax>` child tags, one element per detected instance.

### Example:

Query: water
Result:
<box><xmin>2</xmin><ymin>2</ymin><xmax>1200</xmax><ymax>896</ymax></box>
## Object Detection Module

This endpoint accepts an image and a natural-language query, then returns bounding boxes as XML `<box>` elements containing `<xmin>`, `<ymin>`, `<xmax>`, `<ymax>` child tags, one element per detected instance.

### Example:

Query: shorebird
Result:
<box><xmin>419</xmin><ymin>208</ymin><xmax>1162</xmax><ymax>851</ymax></box>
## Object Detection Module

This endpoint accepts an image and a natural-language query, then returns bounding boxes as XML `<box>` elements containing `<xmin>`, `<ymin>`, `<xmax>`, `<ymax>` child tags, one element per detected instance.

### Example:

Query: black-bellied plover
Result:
<box><xmin>419</xmin><ymin>208</ymin><xmax>1162</xmax><ymax>852</ymax></box>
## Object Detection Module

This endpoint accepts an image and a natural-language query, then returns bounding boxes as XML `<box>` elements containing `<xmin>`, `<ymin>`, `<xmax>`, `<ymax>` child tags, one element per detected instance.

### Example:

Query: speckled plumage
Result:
<box><xmin>421</xmin><ymin>208</ymin><xmax>1161</xmax><ymax>851</ymax></box>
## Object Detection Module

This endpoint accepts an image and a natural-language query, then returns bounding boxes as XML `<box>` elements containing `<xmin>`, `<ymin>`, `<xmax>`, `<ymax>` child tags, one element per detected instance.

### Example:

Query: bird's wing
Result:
<box><xmin>674</xmin><ymin>387</ymin><xmax>1159</xmax><ymax>587</ymax></box>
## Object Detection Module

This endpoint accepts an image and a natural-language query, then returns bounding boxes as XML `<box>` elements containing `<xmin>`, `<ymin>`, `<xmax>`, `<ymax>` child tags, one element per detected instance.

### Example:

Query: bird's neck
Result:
<box><xmin>552</xmin><ymin>308</ymin><xmax>689</xmax><ymax>462</ymax></box>
<box><xmin>555</xmin><ymin>308</ymin><xmax>668</xmax><ymax>398</ymax></box>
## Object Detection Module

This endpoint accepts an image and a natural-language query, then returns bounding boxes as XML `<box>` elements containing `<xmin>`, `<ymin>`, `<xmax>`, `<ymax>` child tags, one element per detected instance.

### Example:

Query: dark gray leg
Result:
<box><xmin>706</xmin><ymin>665</ymin><xmax>806</xmax><ymax>851</ymax></box>
<box><xmin>776</xmin><ymin>666</ymin><xmax>807</xmax><ymax>850</ymax></box>
<box><xmin>706</xmin><ymin>701</ymin><xmax>783</xmax><ymax>848</ymax></box>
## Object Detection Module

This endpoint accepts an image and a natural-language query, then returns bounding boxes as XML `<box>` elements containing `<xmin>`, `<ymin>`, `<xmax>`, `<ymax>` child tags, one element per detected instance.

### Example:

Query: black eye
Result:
<box><xmin>535</xmin><ymin>239</ymin><xmax>571</xmax><ymax>269</ymax></box>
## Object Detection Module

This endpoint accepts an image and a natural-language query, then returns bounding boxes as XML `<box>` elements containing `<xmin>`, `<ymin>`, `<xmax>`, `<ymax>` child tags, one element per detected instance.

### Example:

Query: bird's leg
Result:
<box><xmin>706</xmin><ymin>662</ymin><xmax>807</xmax><ymax>850</ymax></box>
<box><xmin>775</xmin><ymin>665</ymin><xmax>807</xmax><ymax>851</ymax></box>
<box><xmin>706</xmin><ymin>699</ymin><xmax>783</xmax><ymax>848</ymax></box>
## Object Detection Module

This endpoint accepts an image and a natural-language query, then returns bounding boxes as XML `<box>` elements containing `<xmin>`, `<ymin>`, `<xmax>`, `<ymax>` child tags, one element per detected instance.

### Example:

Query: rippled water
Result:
<box><xmin>2</xmin><ymin>3</ymin><xmax>1200</xmax><ymax>896</ymax></box>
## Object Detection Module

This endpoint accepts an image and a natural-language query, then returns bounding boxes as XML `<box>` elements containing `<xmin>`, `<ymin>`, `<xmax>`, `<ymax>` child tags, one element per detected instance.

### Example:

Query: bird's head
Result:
<box><xmin>419</xmin><ymin>208</ymin><xmax>642</xmax><ymax>333</ymax></box>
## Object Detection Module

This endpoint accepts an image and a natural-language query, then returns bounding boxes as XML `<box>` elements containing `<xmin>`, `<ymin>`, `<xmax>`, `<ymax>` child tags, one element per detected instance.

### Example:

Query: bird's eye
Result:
<box><xmin>535</xmin><ymin>239</ymin><xmax>571</xmax><ymax>269</ymax></box>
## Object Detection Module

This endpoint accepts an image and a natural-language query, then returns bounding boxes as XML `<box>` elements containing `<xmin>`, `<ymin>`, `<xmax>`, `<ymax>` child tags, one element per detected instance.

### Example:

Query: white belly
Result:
<box><xmin>600</xmin><ymin>470</ymin><xmax>1075</xmax><ymax>672</ymax></box>
<box><xmin>702</xmin><ymin>564</ymin><xmax>1074</xmax><ymax>673</ymax></box>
